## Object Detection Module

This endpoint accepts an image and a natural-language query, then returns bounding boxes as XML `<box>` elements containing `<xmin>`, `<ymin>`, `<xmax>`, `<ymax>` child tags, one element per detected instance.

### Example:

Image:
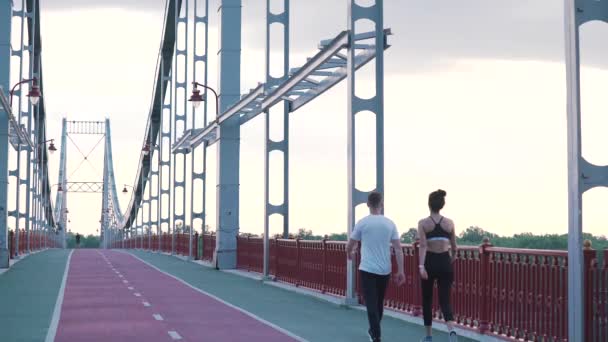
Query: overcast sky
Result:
<box><xmin>9</xmin><ymin>0</ymin><xmax>608</xmax><ymax>239</ymax></box>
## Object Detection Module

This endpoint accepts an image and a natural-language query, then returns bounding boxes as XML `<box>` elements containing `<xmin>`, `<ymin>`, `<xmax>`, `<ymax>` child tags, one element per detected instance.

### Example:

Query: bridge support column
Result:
<box><xmin>0</xmin><ymin>0</ymin><xmax>12</xmax><ymax>268</ymax></box>
<box><xmin>563</xmin><ymin>1</ymin><xmax>608</xmax><ymax>341</ymax></box>
<box><xmin>345</xmin><ymin>0</ymin><xmax>385</xmax><ymax>304</ymax></box>
<box><xmin>214</xmin><ymin>0</ymin><xmax>241</xmax><ymax>270</ymax></box>
<box><xmin>263</xmin><ymin>0</ymin><xmax>289</xmax><ymax>278</ymax></box>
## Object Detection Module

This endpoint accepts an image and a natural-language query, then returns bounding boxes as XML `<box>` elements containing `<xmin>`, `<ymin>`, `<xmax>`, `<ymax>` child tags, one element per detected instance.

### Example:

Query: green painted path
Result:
<box><xmin>129</xmin><ymin>250</ymin><xmax>476</xmax><ymax>342</ymax></box>
<box><xmin>0</xmin><ymin>249</ymin><xmax>70</xmax><ymax>342</ymax></box>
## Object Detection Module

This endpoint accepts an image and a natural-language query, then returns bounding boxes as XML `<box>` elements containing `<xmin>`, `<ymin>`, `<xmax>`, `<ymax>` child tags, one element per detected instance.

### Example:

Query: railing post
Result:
<box><xmin>322</xmin><ymin>238</ymin><xmax>327</xmax><ymax>294</ymax></box>
<box><xmin>274</xmin><ymin>237</ymin><xmax>279</xmax><ymax>279</ymax></box>
<box><xmin>296</xmin><ymin>238</ymin><xmax>301</xmax><ymax>287</ymax></box>
<box><xmin>201</xmin><ymin>232</ymin><xmax>207</xmax><ymax>260</ymax></box>
<box><xmin>8</xmin><ymin>230</ymin><xmax>14</xmax><ymax>260</ymax></box>
<box><xmin>411</xmin><ymin>240</ymin><xmax>422</xmax><ymax>316</ymax></box>
<box><xmin>245</xmin><ymin>235</ymin><xmax>250</xmax><ymax>271</ymax></box>
<box><xmin>479</xmin><ymin>237</ymin><xmax>493</xmax><ymax>334</ymax></box>
<box><xmin>583</xmin><ymin>239</ymin><xmax>595</xmax><ymax>342</ymax></box>
<box><xmin>194</xmin><ymin>232</ymin><xmax>199</xmax><ymax>260</ymax></box>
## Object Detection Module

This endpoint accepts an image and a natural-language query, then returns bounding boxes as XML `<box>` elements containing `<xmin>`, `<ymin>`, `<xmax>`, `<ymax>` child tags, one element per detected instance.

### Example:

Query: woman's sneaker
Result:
<box><xmin>449</xmin><ymin>331</ymin><xmax>458</xmax><ymax>342</ymax></box>
<box><xmin>420</xmin><ymin>336</ymin><xmax>432</xmax><ymax>342</ymax></box>
<box><xmin>367</xmin><ymin>329</ymin><xmax>381</xmax><ymax>342</ymax></box>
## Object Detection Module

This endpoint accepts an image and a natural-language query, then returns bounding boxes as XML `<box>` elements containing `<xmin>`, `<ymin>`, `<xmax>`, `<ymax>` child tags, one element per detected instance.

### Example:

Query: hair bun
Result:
<box><xmin>437</xmin><ymin>189</ymin><xmax>446</xmax><ymax>197</ymax></box>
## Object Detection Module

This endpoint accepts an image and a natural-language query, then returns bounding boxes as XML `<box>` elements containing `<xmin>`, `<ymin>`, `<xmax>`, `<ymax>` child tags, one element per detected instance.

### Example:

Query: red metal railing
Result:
<box><xmin>202</xmin><ymin>234</ymin><xmax>215</xmax><ymax>262</ymax></box>
<box><xmin>480</xmin><ymin>246</ymin><xmax>569</xmax><ymax>340</ymax></box>
<box><xmin>6</xmin><ymin>230</ymin><xmax>63</xmax><ymax>258</ymax></box>
<box><xmin>590</xmin><ymin>249</ymin><xmax>608</xmax><ymax>341</ymax></box>
<box><xmin>237</xmin><ymin>236</ymin><xmax>264</xmax><ymax>273</ymax></box>
<box><xmin>232</xmin><ymin>236</ymin><xmax>607</xmax><ymax>341</ymax></box>
<box><xmin>116</xmin><ymin>234</ymin><xmax>607</xmax><ymax>341</ymax></box>
<box><xmin>8</xmin><ymin>230</ymin><xmax>14</xmax><ymax>258</ymax></box>
<box><xmin>237</xmin><ymin>237</ymin><xmax>348</xmax><ymax>296</ymax></box>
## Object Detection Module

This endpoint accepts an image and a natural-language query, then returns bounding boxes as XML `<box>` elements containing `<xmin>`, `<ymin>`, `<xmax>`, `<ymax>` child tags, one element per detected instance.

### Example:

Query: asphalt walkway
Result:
<box><xmin>0</xmin><ymin>249</ymin><xmax>476</xmax><ymax>342</ymax></box>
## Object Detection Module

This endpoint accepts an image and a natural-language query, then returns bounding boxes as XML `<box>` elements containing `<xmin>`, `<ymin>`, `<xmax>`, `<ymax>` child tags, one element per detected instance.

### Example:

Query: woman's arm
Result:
<box><xmin>450</xmin><ymin>221</ymin><xmax>458</xmax><ymax>262</ymax></box>
<box><xmin>417</xmin><ymin>220</ymin><xmax>428</xmax><ymax>279</ymax></box>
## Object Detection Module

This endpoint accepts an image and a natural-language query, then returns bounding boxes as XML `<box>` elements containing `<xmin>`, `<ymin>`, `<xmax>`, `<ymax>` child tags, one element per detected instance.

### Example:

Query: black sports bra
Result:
<box><xmin>425</xmin><ymin>216</ymin><xmax>451</xmax><ymax>241</ymax></box>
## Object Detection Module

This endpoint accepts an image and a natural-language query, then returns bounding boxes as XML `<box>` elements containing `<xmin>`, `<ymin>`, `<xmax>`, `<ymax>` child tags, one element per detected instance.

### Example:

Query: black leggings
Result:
<box><xmin>421</xmin><ymin>252</ymin><xmax>454</xmax><ymax>326</ymax></box>
<box><xmin>360</xmin><ymin>270</ymin><xmax>390</xmax><ymax>339</ymax></box>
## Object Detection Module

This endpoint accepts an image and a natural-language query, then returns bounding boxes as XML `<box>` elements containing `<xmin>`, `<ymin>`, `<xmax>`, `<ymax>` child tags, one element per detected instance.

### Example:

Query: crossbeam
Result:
<box><xmin>64</xmin><ymin>182</ymin><xmax>104</xmax><ymax>193</ymax></box>
<box><xmin>172</xmin><ymin>29</ymin><xmax>391</xmax><ymax>153</ymax></box>
<box><xmin>66</xmin><ymin>121</ymin><xmax>106</xmax><ymax>135</ymax></box>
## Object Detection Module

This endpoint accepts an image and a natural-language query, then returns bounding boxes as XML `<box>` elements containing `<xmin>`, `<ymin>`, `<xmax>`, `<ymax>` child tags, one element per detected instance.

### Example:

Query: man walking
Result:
<box><xmin>75</xmin><ymin>233</ymin><xmax>81</xmax><ymax>249</ymax></box>
<box><xmin>347</xmin><ymin>191</ymin><xmax>405</xmax><ymax>342</ymax></box>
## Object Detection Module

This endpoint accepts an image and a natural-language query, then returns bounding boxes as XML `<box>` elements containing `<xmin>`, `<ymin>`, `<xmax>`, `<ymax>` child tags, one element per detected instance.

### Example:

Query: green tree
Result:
<box><xmin>400</xmin><ymin>228</ymin><xmax>418</xmax><ymax>243</ymax></box>
<box><xmin>327</xmin><ymin>233</ymin><xmax>348</xmax><ymax>241</ymax></box>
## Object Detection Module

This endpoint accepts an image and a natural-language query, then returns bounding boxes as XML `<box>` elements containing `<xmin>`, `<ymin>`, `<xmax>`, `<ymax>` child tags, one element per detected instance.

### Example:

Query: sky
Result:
<box><xmin>9</xmin><ymin>0</ymin><xmax>608</xmax><ymax>239</ymax></box>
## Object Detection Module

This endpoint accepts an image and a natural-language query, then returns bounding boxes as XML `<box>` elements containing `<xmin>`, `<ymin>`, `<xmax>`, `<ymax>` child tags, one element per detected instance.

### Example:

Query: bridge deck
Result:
<box><xmin>0</xmin><ymin>249</ymin><xmax>475</xmax><ymax>342</ymax></box>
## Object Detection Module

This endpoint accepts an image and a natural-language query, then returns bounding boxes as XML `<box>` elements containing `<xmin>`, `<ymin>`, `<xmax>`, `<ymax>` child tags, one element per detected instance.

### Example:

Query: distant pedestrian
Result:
<box><xmin>75</xmin><ymin>233</ymin><xmax>81</xmax><ymax>249</ymax></box>
<box><xmin>417</xmin><ymin>189</ymin><xmax>458</xmax><ymax>342</ymax></box>
<box><xmin>347</xmin><ymin>192</ymin><xmax>405</xmax><ymax>342</ymax></box>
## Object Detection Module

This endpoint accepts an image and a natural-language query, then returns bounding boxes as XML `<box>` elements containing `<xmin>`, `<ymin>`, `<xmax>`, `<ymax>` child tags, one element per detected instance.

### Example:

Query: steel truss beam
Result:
<box><xmin>172</xmin><ymin>28</ymin><xmax>390</xmax><ymax>153</ymax></box>
<box><xmin>61</xmin><ymin>182</ymin><xmax>104</xmax><ymax>193</ymax></box>
<box><xmin>66</xmin><ymin>120</ymin><xmax>105</xmax><ymax>135</ymax></box>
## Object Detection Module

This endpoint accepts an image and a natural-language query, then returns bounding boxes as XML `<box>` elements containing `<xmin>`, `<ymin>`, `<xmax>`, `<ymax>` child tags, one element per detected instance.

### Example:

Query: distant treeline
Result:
<box><xmin>240</xmin><ymin>226</ymin><xmax>608</xmax><ymax>251</ymax></box>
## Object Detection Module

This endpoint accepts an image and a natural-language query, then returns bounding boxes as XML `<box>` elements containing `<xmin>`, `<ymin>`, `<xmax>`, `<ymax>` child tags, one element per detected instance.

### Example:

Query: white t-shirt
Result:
<box><xmin>350</xmin><ymin>215</ymin><xmax>399</xmax><ymax>275</ymax></box>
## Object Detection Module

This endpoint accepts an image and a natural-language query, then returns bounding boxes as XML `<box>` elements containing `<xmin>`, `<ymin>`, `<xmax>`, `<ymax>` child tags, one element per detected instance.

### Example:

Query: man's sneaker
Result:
<box><xmin>448</xmin><ymin>331</ymin><xmax>458</xmax><ymax>342</ymax></box>
<box><xmin>420</xmin><ymin>336</ymin><xmax>432</xmax><ymax>342</ymax></box>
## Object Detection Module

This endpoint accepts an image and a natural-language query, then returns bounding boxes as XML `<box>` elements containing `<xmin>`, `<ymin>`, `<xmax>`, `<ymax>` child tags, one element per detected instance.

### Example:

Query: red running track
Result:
<box><xmin>54</xmin><ymin>249</ymin><xmax>297</xmax><ymax>342</ymax></box>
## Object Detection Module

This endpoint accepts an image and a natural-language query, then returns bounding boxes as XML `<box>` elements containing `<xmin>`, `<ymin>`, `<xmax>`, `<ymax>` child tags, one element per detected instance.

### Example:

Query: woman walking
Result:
<box><xmin>417</xmin><ymin>189</ymin><xmax>458</xmax><ymax>342</ymax></box>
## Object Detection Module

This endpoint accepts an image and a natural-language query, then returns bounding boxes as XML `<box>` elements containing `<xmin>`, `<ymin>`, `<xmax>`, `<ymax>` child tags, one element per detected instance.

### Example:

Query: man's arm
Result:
<box><xmin>391</xmin><ymin>239</ymin><xmax>405</xmax><ymax>279</ymax></box>
<box><xmin>347</xmin><ymin>222</ymin><xmax>361</xmax><ymax>260</ymax></box>
<box><xmin>346</xmin><ymin>238</ymin><xmax>358</xmax><ymax>260</ymax></box>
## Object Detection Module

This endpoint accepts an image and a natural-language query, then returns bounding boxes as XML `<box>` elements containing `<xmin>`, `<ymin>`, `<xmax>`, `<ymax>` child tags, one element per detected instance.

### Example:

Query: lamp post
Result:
<box><xmin>51</xmin><ymin>183</ymin><xmax>66</xmax><ymax>192</ymax></box>
<box><xmin>122</xmin><ymin>184</ymin><xmax>134</xmax><ymax>194</ymax></box>
<box><xmin>25</xmin><ymin>139</ymin><xmax>55</xmax><ymax>254</ymax></box>
<box><xmin>188</xmin><ymin>82</ymin><xmax>219</xmax><ymax>116</ymax></box>
<box><xmin>9</xmin><ymin>77</ymin><xmax>41</xmax><ymax>107</ymax></box>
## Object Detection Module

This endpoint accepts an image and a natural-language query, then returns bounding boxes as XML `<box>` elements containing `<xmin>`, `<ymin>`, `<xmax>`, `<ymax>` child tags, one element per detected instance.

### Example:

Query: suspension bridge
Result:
<box><xmin>0</xmin><ymin>0</ymin><xmax>607</xmax><ymax>341</ymax></box>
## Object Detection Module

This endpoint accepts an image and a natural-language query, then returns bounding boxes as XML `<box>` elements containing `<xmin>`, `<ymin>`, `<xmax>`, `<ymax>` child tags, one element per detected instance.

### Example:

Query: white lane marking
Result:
<box><xmin>134</xmin><ymin>293</ymin><xmax>141</xmax><ymax>297</ymax></box>
<box><xmin>45</xmin><ymin>250</ymin><xmax>75</xmax><ymax>342</ymax></box>
<box><xmin>153</xmin><ymin>314</ymin><xmax>164</xmax><ymax>321</ymax></box>
<box><xmin>168</xmin><ymin>331</ymin><xmax>182</xmax><ymax>340</ymax></box>
<box><xmin>143</xmin><ymin>301</ymin><xmax>151</xmax><ymax>307</ymax></box>
<box><xmin>123</xmin><ymin>280</ymin><xmax>128</xmax><ymax>284</ymax></box>
<box><xmin>128</xmin><ymin>286</ymin><xmax>134</xmax><ymax>290</ymax></box>
<box><xmin>118</xmin><ymin>274</ymin><xmax>123</xmax><ymax>278</ymax></box>
<box><xmin>124</xmin><ymin>251</ymin><xmax>309</xmax><ymax>342</ymax></box>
